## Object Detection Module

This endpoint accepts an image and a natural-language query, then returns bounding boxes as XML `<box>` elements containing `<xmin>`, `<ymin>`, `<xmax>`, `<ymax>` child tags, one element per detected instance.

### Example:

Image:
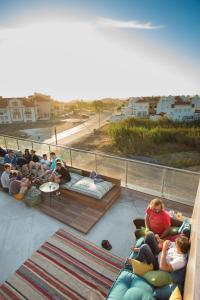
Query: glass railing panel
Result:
<box><xmin>18</xmin><ymin>139</ymin><xmax>33</xmax><ymax>153</ymax></box>
<box><xmin>50</xmin><ymin>145</ymin><xmax>71</xmax><ymax>166</ymax></box>
<box><xmin>0</xmin><ymin>135</ymin><xmax>6</xmax><ymax>148</ymax></box>
<box><xmin>32</xmin><ymin>142</ymin><xmax>50</xmax><ymax>157</ymax></box>
<box><xmin>4</xmin><ymin>136</ymin><xmax>18</xmax><ymax>150</ymax></box>
<box><xmin>96</xmin><ymin>154</ymin><xmax>126</xmax><ymax>182</ymax></box>
<box><xmin>163</xmin><ymin>169</ymin><xmax>200</xmax><ymax>205</ymax></box>
<box><xmin>127</xmin><ymin>161</ymin><xmax>164</xmax><ymax>196</ymax></box>
<box><xmin>71</xmin><ymin>149</ymin><xmax>95</xmax><ymax>171</ymax></box>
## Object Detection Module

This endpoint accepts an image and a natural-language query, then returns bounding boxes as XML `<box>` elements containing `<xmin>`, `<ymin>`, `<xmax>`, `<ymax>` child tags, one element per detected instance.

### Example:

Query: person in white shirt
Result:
<box><xmin>1</xmin><ymin>163</ymin><xmax>12</xmax><ymax>193</ymax></box>
<box><xmin>130</xmin><ymin>232</ymin><xmax>189</xmax><ymax>271</ymax></box>
<box><xmin>40</xmin><ymin>154</ymin><xmax>51</xmax><ymax>170</ymax></box>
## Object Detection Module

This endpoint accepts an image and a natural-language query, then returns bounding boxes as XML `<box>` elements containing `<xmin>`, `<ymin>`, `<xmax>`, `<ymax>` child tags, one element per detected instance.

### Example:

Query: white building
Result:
<box><xmin>156</xmin><ymin>96</ymin><xmax>195</xmax><ymax>121</ymax></box>
<box><xmin>122</xmin><ymin>98</ymin><xmax>149</xmax><ymax>118</ymax></box>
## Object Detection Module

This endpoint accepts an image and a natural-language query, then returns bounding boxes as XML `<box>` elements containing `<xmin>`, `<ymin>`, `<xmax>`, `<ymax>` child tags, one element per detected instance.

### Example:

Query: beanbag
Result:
<box><xmin>143</xmin><ymin>270</ymin><xmax>173</xmax><ymax>287</ymax></box>
<box><xmin>153</xmin><ymin>284</ymin><xmax>183</xmax><ymax>300</ymax></box>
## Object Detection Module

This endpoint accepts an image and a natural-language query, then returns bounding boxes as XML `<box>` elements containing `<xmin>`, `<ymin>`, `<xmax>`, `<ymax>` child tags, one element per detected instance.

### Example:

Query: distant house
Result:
<box><xmin>0</xmin><ymin>98</ymin><xmax>37</xmax><ymax>124</ymax></box>
<box><xmin>122</xmin><ymin>97</ymin><xmax>149</xmax><ymax>118</ymax></box>
<box><xmin>156</xmin><ymin>96</ymin><xmax>195</xmax><ymax>121</ymax></box>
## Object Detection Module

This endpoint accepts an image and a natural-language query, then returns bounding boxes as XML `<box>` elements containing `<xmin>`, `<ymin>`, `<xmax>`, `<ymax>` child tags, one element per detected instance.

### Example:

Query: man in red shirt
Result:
<box><xmin>146</xmin><ymin>199</ymin><xmax>171</xmax><ymax>238</ymax></box>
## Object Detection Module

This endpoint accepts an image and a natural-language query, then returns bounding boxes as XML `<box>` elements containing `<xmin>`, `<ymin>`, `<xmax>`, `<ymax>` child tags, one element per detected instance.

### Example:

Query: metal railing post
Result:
<box><xmin>95</xmin><ymin>154</ymin><xmax>97</xmax><ymax>172</ymax></box>
<box><xmin>161</xmin><ymin>168</ymin><xmax>166</xmax><ymax>198</ymax></box>
<box><xmin>125</xmin><ymin>160</ymin><xmax>128</xmax><ymax>187</ymax></box>
<box><xmin>16</xmin><ymin>138</ymin><xmax>19</xmax><ymax>150</ymax></box>
<box><xmin>4</xmin><ymin>136</ymin><xmax>7</xmax><ymax>149</ymax></box>
<box><xmin>31</xmin><ymin>142</ymin><xmax>34</xmax><ymax>150</ymax></box>
<box><xmin>69</xmin><ymin>149</ymin><xmax>73</xmax><ymax>166</ymax></box>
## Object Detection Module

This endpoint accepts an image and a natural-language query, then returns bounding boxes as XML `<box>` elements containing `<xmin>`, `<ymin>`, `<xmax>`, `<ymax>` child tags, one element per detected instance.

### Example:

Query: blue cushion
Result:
<box><xmin>178</xmin><ymin>219</ymin><xmax>190</xmax><ymax>238</ymax></box>
<box><xmin>107</xmin><ymin>270</ymin><xmax>155</xmax><ymax>300</ymax></box>
<box><xmin>171</xmin><ymin>266</ymin><xmax>186</xmax><ymax>286</ymax></box>
<box><xmin>153</xmin><ymin>284</ymin><xmax>184</xmax><ymax>300</ymax></box>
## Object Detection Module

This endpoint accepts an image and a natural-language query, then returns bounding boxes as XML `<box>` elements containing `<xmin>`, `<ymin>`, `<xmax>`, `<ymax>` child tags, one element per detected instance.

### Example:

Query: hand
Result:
<box><xmin>163</xmin><ymin>240</ymin><xmax>170</xmax><ymax>250</ymax></box>
<box><xmin>131</xmin><ymin>247</ymin><xmax>140</xmax><ymax>253</ymax></box>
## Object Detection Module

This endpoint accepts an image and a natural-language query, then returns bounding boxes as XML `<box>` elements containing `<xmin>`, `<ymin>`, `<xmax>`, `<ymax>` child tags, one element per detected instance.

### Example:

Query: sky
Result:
<box><xmin>0</xmin><ymin>0</ymin><xmax>199</xmax><ymax>100</ymax></box>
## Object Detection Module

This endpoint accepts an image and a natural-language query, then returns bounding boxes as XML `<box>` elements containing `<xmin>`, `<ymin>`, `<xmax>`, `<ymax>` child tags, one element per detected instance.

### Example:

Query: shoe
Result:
<box><xmin>101</xmin><ymin>240</ymin><xmax>112</xmax><ymax>250</ymax></box>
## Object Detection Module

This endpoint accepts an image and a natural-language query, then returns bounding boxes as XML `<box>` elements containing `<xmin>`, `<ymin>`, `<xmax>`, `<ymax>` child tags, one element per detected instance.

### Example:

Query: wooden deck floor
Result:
<box><xmin>37</xmin><ymin>187</ymin><xmax>193</xmax><ymax>234</ymax></box>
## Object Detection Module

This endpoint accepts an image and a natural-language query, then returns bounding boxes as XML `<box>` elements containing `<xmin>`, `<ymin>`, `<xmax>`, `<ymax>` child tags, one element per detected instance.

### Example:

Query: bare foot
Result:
<box><xmin>131</xmin><ymin>247</ymin><xmax>140</xmax><ymax>252</ymax></box>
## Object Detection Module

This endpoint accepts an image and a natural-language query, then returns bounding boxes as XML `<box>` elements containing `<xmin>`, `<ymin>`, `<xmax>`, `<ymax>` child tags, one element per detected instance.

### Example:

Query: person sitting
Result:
<box><xmin>9</xmin><ymin>171</ymin><xmax>31</xmax><ymax>198</ymax></box>
<box><xmin>40</xmin><ymin>154</ymin><xmax>51</xmax><ymax>170</ymax></box>
<box><xmin>29</xmin><ymin>150</ymin><xmax>44</xmax><ymax>174</ymax></box>
<box><xmin>50</xmin><ymin>161</ymin><xmax>71</xmax><ymax>185</ymax></box>
<box><xmin>134</xmin><ymin>198</ymin><xmax>171</xmax><ymax>239</ymax></box>
<box><xmin>0</xmin><ymin>163</ymin><xmax>12</xmax><ymax>193</ymax></box>
<box><xmin>23</xmin><ymin>149</ymin><xmax>32</xmax><ymax>164</ymax></box>
<box><xmin>50</xmin><ymin>152</ymin><xmax>64</xmax><ymax>171</ymax></box>
<box><xmin>0</xmin><ymin>146</ymin><xmax>7</xmax><ymax>157</ymax></box>
<box><xmin>129</xmin><ymin>231</ymin><xmax>189</xmax><ymax>272</ymax></box>
<box><xmin>4</xmin><ymin>150</ymin><xmax>17</xmax><ymax>168</ymax></box>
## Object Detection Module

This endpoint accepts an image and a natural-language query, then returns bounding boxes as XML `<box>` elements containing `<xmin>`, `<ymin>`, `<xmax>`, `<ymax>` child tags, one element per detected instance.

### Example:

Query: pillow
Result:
<box><xmin>68</xmin><ymin>167</ymin><xmax>83</xmax><ymax>175</ymax></box>
<box><xmin>178</xmin><ymin>219</ymin><xmax>190</xmax><ymax>238</ymax></box>
<box><xmin>168</xmin><ymin>226</ymin><xmax>180</xmax><ymax>236</ymax></box>
<box><xmin>169</xmin><ymin>286</ymin><xmax>182</xmax><ymax>300</ymax></box>
<box><xmin>143</xmin><ymin>270</ymin><xmax>173</xmax><ymax>287</ymax></box>
<box><xmin>153</xmin><ymin>284</ymin><xmax>182</xmax><ymax>300</ymax></box>
<box><xmin>131</xmin><ymin>259</ymin><xmax>153</xmax><ymax>276</ymax></box>
<box><xmin>171</xmin><ymin>267</ymin><xmax>186</xmax><ymax>285</ymax></box>
<box><xmin>14</xmin><ymin>193</ymin><xmax>24</xmax><ymax>201</ymax></box>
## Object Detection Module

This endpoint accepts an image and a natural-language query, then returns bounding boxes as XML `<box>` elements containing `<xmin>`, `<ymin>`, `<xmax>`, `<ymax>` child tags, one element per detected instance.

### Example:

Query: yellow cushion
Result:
<box><xmin>169</xmin><ymin>286</ymin><xmax>182</xmax><ymax>300</ymax></box>
<box><xmin>14</xmin><ymin>193</ymin><xmax>24</xmax><ymax>201</ymax></box>
<box><xmin>131</xmin><ymin>259</ymin><xmax>153</xmax><ymax>276</ymax></box>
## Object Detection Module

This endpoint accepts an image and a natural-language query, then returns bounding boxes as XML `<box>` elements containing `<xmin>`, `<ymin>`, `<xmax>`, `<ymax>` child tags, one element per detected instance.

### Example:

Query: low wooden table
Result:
<box><xmin>39</xmin><ymin>182</ymin><xmax>59</xmax><ymax>207</ymax></box>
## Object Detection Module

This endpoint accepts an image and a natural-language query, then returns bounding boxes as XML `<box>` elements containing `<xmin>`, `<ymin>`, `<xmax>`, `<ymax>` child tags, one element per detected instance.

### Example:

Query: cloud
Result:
<box><xmin>96</xmin><ymin>17</ymin><xmax>163</xmax><ymax>30</ymax></box>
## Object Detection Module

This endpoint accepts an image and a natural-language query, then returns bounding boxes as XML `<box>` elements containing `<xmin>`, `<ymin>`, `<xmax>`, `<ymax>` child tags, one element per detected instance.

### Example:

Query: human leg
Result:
<box><xmin>136</xmin><ymin>244</ymin><xmax>158</xmax><ymax>270</ymax></box>
<box><xmin>144</xmin><ymin>232</ymin><xmax>160</xmax><ymax>255</ymax></box>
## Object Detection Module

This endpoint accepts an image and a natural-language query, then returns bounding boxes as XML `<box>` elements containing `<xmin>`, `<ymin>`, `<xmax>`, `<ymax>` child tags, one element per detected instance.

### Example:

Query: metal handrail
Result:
<box><xmin>1</xmin><ymin>134</ymin><xmax>200</xmax><ymax>176</ymax></box>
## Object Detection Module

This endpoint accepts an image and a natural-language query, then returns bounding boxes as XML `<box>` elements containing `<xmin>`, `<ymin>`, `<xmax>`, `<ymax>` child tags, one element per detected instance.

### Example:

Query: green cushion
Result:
<box><xmin>143</xmin><ymin>270</ymin><xmax>173</xmax><ymax>287</ymax></box>
<box><xmin>168</xmin><ymin>226</ymin><xmax>179</xmax><ymax>236</ymax></box>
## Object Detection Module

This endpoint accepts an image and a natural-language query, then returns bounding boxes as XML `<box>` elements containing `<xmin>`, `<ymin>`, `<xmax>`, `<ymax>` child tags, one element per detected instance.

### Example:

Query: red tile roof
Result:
<box><xmin>0</xmin><ymin>99</ymin><xmax>8</xmax><ymax>108</ymax></box>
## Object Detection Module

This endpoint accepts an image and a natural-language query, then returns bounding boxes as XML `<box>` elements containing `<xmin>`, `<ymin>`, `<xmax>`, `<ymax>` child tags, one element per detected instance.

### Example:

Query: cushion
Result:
<box><xmin>68</xmin><ymin>167</ymin><xmax>83</xmax><ymax>175</ymax></box>
<box><xmin>14</xmin><ymin>193</ymin><xmax>24</xmax><ymax>201</ymax></box>
<box><xmin>107</xmin><ymin>270</ymin><xmax>155</xmax><ymax>300</ymax></box>
<box><xmin>131</xmin><ymin>259</ymin><xmax>153</xmax><ymax>276</ymax></box>
<box><xmin>143</xmin><ymin>270</ymin><xmax>173</xmax><ymax>287</ymax></box>
<box><xmin>168</xmin><ymin>226</ymin><xmax>180</xmax><ymax>236</ymax></box>
<box><xmin>69</xmin><ymin>177</ymin><xmax>113</xmax><ymax>199</ymax></box>
<box><xmin>171</xmin><ymin>267</ymin><xmax>186</xmax><ymax>286</ymax></box>
<box><xmin>178</xmin><ymin>219</ymin><xmax>190</xmax><ymax>238</ymax></box>
<box><xmin>60</xmin><ymin>172</ymin><xmax>83</xmax><ymax>189</ymax></box>
<box><xmin>153</xmin><ymin>284</ymin><xmax>179</xmax><ymax>300</ymax></box>
<box><xmin>169</xmin><ymin>286</ymin><xmax>182</xmax><ymax>300</ymax></box>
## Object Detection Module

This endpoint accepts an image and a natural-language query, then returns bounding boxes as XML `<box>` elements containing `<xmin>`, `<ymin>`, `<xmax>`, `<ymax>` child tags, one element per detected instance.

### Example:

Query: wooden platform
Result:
<box><xmin>60</xmin><ymin>170</ymin><xmax>121</xmax><ymax>211</ymax></box>
<box><xmin>37</xmin><ymin>193</ymin><xmax>109</xmax><ymax>234</ymax></box>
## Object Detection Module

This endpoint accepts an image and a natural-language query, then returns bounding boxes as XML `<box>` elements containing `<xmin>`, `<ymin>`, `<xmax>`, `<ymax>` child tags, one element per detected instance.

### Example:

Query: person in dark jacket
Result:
<box><xmin>4</xmin><ymin>150</ymin><xmax>17</xmax><ymax>168</ymax></box>
<box><xmin>50</xmin><ymin>161</ymin><xmax>71</xmax><ymax>184</ymax></box>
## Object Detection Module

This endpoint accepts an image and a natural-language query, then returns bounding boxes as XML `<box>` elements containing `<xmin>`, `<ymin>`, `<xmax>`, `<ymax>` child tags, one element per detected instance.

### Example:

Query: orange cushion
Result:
<box><xmin>14</xmin><ymin>193</ymin><xmax>24</xmax><ymax>201</ymax></box>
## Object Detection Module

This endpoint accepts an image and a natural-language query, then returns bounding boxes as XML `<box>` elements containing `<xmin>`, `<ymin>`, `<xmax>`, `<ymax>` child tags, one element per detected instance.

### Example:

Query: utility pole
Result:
<box><xmin>98</xmin><ymin>110</ymin><xmax>100</xmax><ymax>128</ymax></box>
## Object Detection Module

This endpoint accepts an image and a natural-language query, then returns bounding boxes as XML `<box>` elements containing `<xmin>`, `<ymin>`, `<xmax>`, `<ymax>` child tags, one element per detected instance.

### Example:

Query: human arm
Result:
<box><xmin>159</xmin><ymin>240</ymin><xmax>173</xmax><ymax>272</ymax></box>
<box><xmin>145</xmin><ymin>214</ymin><xmax>151</xmax><ymax>232</ymax></box>
<box><xmin>160</xmin><ymin>226</ymin><xmax>171</xmax><ymax>239</ymax></box>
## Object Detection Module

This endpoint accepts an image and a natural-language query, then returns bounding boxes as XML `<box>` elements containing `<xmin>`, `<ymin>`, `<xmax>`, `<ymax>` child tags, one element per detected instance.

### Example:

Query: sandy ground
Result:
<box><xmin>0</xmin><ymin>119</ymin><xmax>82</xmax><ymax>141</ymax></box>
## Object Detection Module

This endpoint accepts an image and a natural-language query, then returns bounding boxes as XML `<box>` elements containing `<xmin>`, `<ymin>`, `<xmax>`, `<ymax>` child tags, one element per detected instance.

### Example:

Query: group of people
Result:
<box><xmin>0</xmin><ymin>148</ymin><xmax>71</xmax><ymax>199</ymax></box>
<box><xmin>129</xmin><ymin>198</ymin><xmax>190</xmax><ymax>274</ymax></box>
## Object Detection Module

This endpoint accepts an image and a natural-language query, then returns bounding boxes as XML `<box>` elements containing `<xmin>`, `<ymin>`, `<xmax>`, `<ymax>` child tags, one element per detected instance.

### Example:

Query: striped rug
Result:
<box><xmin>0</xmin><ymin>228</ymin><xmax>124</xmax><ymax>300</ymax></box>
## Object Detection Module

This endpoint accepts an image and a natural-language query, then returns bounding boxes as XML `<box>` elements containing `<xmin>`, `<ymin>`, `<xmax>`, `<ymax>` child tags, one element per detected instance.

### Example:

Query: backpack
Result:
<box><xmin>24</xmin><ymin>186</ymin><xmax>42</xmax><ymax>207</ymax></box>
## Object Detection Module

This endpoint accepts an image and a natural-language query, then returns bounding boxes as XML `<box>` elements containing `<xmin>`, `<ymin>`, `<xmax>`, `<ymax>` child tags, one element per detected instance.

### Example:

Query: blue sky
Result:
<box><xmin>0</xmin><ymin>0</ymin><xmax>199</xmax><ymax>99</ymax></box>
